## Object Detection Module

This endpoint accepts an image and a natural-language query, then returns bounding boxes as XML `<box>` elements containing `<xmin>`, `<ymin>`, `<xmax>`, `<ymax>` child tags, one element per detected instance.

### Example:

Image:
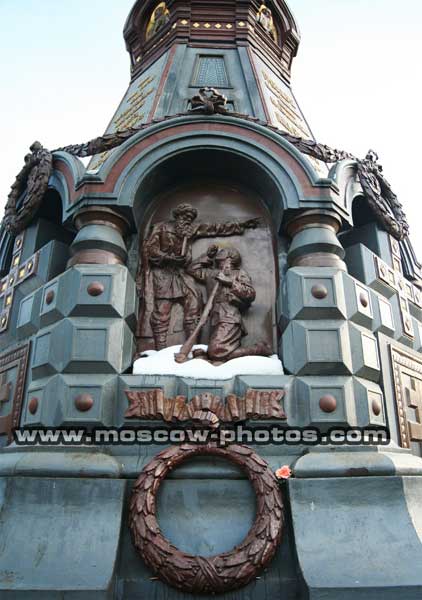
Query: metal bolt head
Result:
<box><xmin>28</xmin><ymin>397</ymin><xmax>39</xmax><ymax>415</ymax></box>
<box><xmin>311</xmin><ymin>284</ymin><xmax>328</xmax><ymax>300</ymax></box>
<box><xmin>87</xmin><ymin>282</ymin><xmax>105</xmax><ymax>297</ymax></box>
<box><xmin>319</xmin><ymin>395</ymin><xmax>337</xmax><ymax>413</ymax></box>
<box><xmin>372</xmin><ymin>398</ymin><xmax>382</xmax><ymax>417</ymax></box>
<box><xmin>359</xmin><ymin>292</ymin><xmax>369</xmax><ymax>308</ymax></box>
<box><xmin>75</xmin><ymin>394</ymin><xmax>94</xmax><ymax>412</ymax></box>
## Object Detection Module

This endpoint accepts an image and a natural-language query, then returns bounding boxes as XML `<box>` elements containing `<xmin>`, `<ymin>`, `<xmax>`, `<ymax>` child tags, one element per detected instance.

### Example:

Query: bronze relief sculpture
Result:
<box><xmin>136</xmin><ymin>203</ymin><xmax>259</xmax><ymax>355</ymax></box>
<box><xmin>190</xmin><ymin>87</ymin><xmax>229</xmax><ymax>115</ymax></box>
<box><xmin>176</xmin><ymin>245</ymin><xmax>272</xmax><ymax>363</ymax></box>
<box><xmin>125</xmin><ymin>389</ymin><xmax>287</xmax><ymax>423</ymax></box>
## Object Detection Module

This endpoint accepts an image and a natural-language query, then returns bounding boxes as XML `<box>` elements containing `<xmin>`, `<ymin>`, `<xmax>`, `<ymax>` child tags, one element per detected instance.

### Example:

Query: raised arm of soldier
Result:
<box><xmin>194</xmin><ymin>217</ymin><xmax>260</xmax><ymax>239</ymax></box>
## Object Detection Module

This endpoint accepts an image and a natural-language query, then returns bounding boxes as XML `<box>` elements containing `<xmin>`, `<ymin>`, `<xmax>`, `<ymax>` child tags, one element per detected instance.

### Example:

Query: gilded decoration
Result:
<box><xmin>146</xmin><ymin>2</ymin><xmax>171</xmax><ymax>41</ymax></box>
<box><xmin>256</xmin><ymin>3</ymin><xmax>277</xmax><ymax>42</ymax></box>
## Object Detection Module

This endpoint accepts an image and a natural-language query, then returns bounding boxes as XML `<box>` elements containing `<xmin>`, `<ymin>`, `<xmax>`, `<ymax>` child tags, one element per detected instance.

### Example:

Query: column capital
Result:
<box><xmin>285</xmin><ymin>209</ymin><xmax>346</xmax><ymax>270</ymax></box>
<box><xmin>68</xmin><ymin>206</ymin><xmax>131</xmax><ymax>267</ymax></box>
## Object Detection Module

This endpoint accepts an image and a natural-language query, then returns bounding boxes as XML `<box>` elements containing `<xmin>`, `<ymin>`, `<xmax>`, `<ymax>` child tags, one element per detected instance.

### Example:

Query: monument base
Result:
<box><xmin>1</xmin><ymin>448</ymin><xmax>422</xmax><ymax>598</ymax></box>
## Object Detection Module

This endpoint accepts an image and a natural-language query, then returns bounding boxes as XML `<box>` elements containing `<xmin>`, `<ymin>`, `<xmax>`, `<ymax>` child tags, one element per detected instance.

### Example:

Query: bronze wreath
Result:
<box><xmin>6</xmin><ymin>115</ymin><xmax>409</xmax><ymax>243</ymax></box>
<box><xmin>129</xmin><ymin>443</ymin><xmax>284</xmax><ymax>594</ymax></box>
<box><xmin>356</xmin><ymin>153</ymin><xmax>409</xmax><ymax>241</ymax></box>
<box><xmin>4</xmin><ymin>141</ymin><xmax>53</xmax><ymax>235</ymax></box>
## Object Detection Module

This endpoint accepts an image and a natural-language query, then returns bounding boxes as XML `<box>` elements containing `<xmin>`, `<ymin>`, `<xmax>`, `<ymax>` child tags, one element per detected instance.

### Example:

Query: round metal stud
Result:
<box><xmin>311</xmin><ymin>284</ymin><xmax>328</xmax><ymax>300</ymax></box>
<box><xmin>319</xmin><ymin>395</ymin><xmax>337</xmax><ymax>413</ymax></box>
<box><xmin>359</xmin><ymin>292</ymin><xmax>369</xmax><ymax>308</ymax></box>
<box><xmin>372</xmin><ymin>399</ymin><xmax>382</xmax><ymax>416</ymax></box>
<box><xmin>45</xmin><ymin>291</ymin><xmax>55</xmax><ymax>305</ymax></box>
<box><xmin>75</xmin><ymin>394</ymin><xmax>94</xmax><ymax>412</ymax></box>
<box><xmin>87</xmin><ymin>282</ymin><xmax>105</xmax><ymax>297</ymax></box>
<box><xmin>28</xmin><ymin>397</ymin><xmax>39</xmax><ymax>415</ymax></box>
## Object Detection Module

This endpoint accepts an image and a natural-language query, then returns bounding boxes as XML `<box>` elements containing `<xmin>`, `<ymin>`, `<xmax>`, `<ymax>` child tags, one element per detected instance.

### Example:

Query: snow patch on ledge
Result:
<box><xmin>133</xmin><ymin>345</ymin><xmax>284</xmax><ymax>380</ymax></box>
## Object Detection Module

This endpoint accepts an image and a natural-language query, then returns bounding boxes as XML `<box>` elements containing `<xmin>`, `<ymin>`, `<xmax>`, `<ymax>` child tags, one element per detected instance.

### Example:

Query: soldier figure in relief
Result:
<box><xmin>137</xmin><ymin>204</ymin><xmax>259</xmax><ymax>352</ymax></box>
<box><xmin>187</xmin><ymin>245</ymin><xmax>272</xmax><ymax>363</ymax></box>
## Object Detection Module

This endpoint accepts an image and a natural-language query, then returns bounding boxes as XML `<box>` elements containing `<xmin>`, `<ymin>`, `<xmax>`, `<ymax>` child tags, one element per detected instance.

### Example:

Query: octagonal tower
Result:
<box><xmin>87</xmin><ymin>0</ymin><xmax>325</xmax><ymax>175</ymax></box>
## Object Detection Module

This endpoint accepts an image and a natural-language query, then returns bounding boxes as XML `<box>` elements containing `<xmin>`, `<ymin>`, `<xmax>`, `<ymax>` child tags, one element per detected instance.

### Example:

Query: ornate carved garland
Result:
<box><xmin>5</xmin><ymin>108</ymin><xmax>409</xmax><ymax>241</ymax></box>
<box><xmin>129</xmin><ymin>443</ymin><xmax>284</xmax><ymax>594</ymax></box>
<box><xmin>3</xmin><ymin>142</ymin><xmax>53</xmax><ymax>235</ymax></box>
<box><xmin>125</xmin><ymin>389</ymin><xmax>287</xmax><ymax>423</ymax></box>
<box><xmin>356</xmin><ymin>151</ymin><xmax>409</xmax><ymax>241</ymax></box>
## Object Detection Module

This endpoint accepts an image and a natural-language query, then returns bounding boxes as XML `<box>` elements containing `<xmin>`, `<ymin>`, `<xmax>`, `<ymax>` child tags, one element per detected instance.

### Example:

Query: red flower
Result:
<box><xmin>275</xmin><ymin>465</ymin><xmax>292</xmax><ymax>480</ymax></box>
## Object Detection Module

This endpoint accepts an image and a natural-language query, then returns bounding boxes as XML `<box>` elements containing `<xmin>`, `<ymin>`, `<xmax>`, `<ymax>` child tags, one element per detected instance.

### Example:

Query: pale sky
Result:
<box><xmin>0</xmin><ymin>0</ymin><xmax>421</xmax><ymax>255</ymax></box>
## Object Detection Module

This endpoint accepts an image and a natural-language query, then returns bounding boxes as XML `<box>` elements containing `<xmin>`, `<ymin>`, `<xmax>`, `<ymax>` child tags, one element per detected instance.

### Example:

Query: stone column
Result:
<box><xmin>68</xmin><ymin>206</ymin><xmax>130</xmax><ymax>267</ymax></box>
<box><xmin>282</xmin><ymin>206</ymin><xmax>422</xmax><ymax>482</ymax></box>
<box><xmin>285</xmin><ymin>209</ymin><xmax>346</xmax><ymax>271</ymax></box>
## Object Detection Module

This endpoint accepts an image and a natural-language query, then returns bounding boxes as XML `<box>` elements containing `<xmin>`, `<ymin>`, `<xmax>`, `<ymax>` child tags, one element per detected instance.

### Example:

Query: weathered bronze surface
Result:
<box><xmin>45</xmin><ymin>290</ymin><xmax>55</xmax><ymax>305</ymax></box>
<box><xmin>125</xmin><ymin>389</ymin><xmax>287</xmax><ymax>423</ymax></box>
<box><xmin>0</xmin><ymin>342</ymin><xmax>30</xmax><ymax>444</ymax></box>
<box><xmin>319</xmin><ymin>395</ymin><xmax>337</xmax><ymax>414</ymax></box>
<box><xmin>0</xmin><ymin>373</ymin><xmax>12</xmax><ymax>408</ymax></box>
<box><xmin>356</xmin><ymin>151</ymin><xmax>409</xmax><ymax>242</ymax></box>
<box><xmin>53</xmin><ymin>111</ymin><xmax>410</xmax><ymax>242</ymax></box>
<box><xmin>311</xmin><ymin>284</ymin><xmax>328</xmax><ymax>300</ymax></box>
<box><xmin>129</xmin><ymin>443</ymin><xmax>284</xmax><ymax>594</ymax></box>
<box><xmin>87</xmin><ymin>282</ymin><xmax>105</xmax><ymax>297</ymax></box>
<box><xmin>3</xmin><ymin>142</ymin><xmax>53</xmax><ymax>235</ymax></box>
<box><xmin>180</xmin><ymin>245</ymin><xmax>272</xmax><ymax>362</ymax></box>
<box><xmin>136</xmin><ymin>183</ymin><xmax>278</xmax><ymax>353</ymax></box>
<box><xmin>190</xmin><ymin>87</ymin><xmax>229</xmax><ymax>115</ymax></box>
<box><xmin>372</xmin><ymin>398</ymin><xmax>382</xmax><ymax>417</ymax></box>
<box><xmin>28</xmin><ymin>396</ymin><xmax>39</xmax><ymax>415</ymax></box>
<box><xmin>74</xmin><ymin>394</ymin><xmax>95</xmax><ymax>413</ymax></box>
<box><xmin>136</xmin><ymin>202</ymin><xmax>260</xmax><ymax>353</ymax></box>
<box><xmin>6</xmin><ymin>110</ymin><xmax>411</xmax><ymax>251</ymax></box>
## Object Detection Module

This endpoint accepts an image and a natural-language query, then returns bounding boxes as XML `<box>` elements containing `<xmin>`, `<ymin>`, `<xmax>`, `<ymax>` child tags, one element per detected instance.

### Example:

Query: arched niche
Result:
<box><xmin>134</xmin><ymin>149</ymin><xmax>280</xmax><ymax>353</ymax></box>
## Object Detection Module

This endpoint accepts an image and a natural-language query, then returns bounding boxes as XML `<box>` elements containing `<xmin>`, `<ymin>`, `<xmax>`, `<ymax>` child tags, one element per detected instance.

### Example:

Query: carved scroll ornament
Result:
<box><xmin>129</xmin><ymin>443</ymin><xmax>284</xmax><ymax>594</ymax></box>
